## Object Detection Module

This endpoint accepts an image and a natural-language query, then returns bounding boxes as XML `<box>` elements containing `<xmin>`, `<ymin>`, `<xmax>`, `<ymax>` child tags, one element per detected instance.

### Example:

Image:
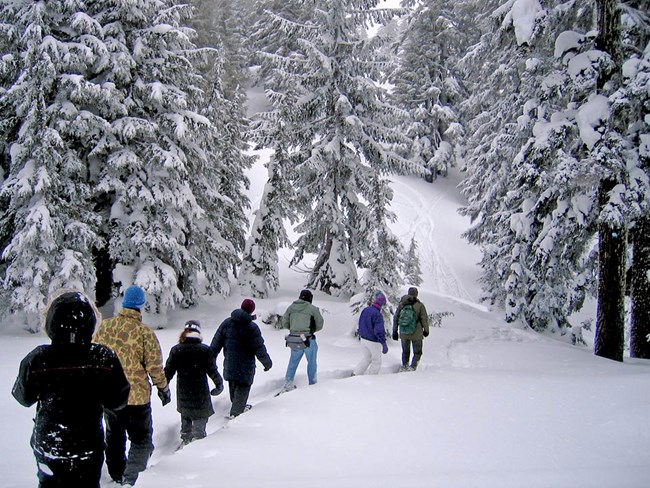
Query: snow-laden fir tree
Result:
<box><xmin>493</xmin><ymin>1</ymin><xmax>605</xmax><ymax>333</ymax></box>
<box><xmin>185</xmin><ymin>0</ymin><xmax>256</xmax><ymax>295</ymax></box>
<box><xmin>93</xmin><ymin>0</ymin><xmax>235</xmax><ymax>314</ymax></box>
<box><xmin>201</xmin><ymin>52</ymin><xmax>255</xmax><ymax>288</ymax></box>
<box><xmin>259</xmin><ymin>0</ymin><xmax>413</xmax><ymax>297</ymax></box>
<box><xmin>353</xmin><ymin>173</ymin><xmax>406</xmax><ymax>310</ymax></box>
<box><xmin>178</xmin><ymin>52</ymin><xmax>253</xmax><ymax>305</ymax></box>
<box><xmin>499</xmin><ymin>0</ymin><xmax>648</xmax><ymax>352</ymax></box>
<box><xmin>246</xmin><ymin>0</ymin><xmax>315</xmax><ymax>86</ymax></box>
<box><xmin>238</xmin><ymin>141</ymin><xmax>296</xmax><ymax>298</ymax></box>
<box><xmin>459</xmin><ymin>0</ymin><xmax>551</xmax><ymax>326</ymax></box>
<box><xmin>390</xmin><ymin>0</ymin><xmax>464</xmax><ymax>182</ymax></box>
<box><xmin>403</xmin><ymin>236</ymin><xmax>423</xmax><ymax>287</ymax></box>
<box><xmin>0</xmin><ymin>0</ymin><xmax>107</xmax><ymax>327</ymax></box>
<box><xmin>240</xmin><ymin>14</ymin><xmax>315</xmax><ymax>298</ymax></box>
<box><xmin>460</xmin><ymin>0</ymin><xmax>649</xmax><ymax>345</ymax></box>
<box><xmin>460</xmin><ymin>0</ymin><xmax>610</xmax><ymax>333</ymax></box>
<box><xmin>187</xmin><ymin>0</ymin><xmax>251</xmax><ymax>97</ymax></box>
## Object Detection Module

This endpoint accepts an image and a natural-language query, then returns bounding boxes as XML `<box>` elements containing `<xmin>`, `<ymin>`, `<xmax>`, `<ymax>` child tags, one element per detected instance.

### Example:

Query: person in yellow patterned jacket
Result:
<box><xmin>93</xmin><ymin>285</ymin><xmax>170</xmax><ymax>487</ymax></box>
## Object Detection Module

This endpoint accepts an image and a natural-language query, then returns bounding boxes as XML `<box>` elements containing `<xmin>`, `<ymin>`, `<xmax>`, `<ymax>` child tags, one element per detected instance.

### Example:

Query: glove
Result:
<box><xmin>381</xmin><ymin>343</ymin><xmax>388</xmax><ymax>354</ymax></box>
<box><xmin>157</xmin><ymin>386</ymin><xmax>171</xmax><ymax>406</ymax></box>
<box><xmin>210</xmin><ymin>383</ymin><xmax>224</xmax><ymax>396</ymax></box>
<box><xmin>423</xmin><ymin>330</ymin><xmax>429</xmax><ymax>338</ymax></box>
<box><xmin>264</xmin><ymin>364</ymin><xmax>272</xmax><ymax>372</ymax></box>
<box><xmin>392</xmin><ymin>332</ymin><xmax>399</xmax><ymax>341</ymax></box>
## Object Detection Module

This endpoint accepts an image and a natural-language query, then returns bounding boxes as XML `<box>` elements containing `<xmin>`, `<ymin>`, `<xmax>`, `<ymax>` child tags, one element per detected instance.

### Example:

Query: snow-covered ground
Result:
<box><xmin>1</xmin><ymin>158</ymin><xmax>649</xmax><ymax>488</ymax></box>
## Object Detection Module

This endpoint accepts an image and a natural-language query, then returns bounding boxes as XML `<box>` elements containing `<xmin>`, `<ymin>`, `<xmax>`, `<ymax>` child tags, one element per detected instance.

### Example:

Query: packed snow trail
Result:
<box><xmin>389</xmin><ymin>169</ymin><xmax>482</xmax><ymax>303</ymax></box>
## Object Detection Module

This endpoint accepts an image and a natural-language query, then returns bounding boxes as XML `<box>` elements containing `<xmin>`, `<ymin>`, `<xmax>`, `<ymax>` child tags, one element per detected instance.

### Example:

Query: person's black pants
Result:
<box><xmin>181</xmin><ymin>416</ymin><xmax>208</xmax><ymax>443</ymax></box>
<box><xmin>401</xmin><ymin>338</ymin><xmax>423</xmax><ymax>368</ymax></box>
<box><xmin>104</xmin><ymin>403</ymin><xmax>154</xmax><ymax>485</ymax></box>
<box><xmin>35</xmin><ymin>450</ymin><xmax>103</xmax><ymax>488</ymax></box>
<box><xmin>228</xmin><ymin>381</ymin><xmax>252</xmax><ymax>417</ymax></box>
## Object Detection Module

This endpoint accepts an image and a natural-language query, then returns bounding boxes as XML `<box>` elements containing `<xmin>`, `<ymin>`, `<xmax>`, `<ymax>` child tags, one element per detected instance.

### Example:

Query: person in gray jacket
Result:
<box><xmin>392</xmin><ymin>287</ymin><xmax>430</xmax><ymax>371</ymax></box>
<box><xmin>280</xmin><ymin>290</ymin><xmax>324</xmax><ymax>392</ymax></box>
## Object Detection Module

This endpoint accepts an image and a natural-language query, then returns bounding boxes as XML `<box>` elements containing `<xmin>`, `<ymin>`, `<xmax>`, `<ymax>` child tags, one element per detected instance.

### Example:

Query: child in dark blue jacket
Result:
<box><xmin>165</xmin><ymin>320</ymin><xmax>224</xmax><ymax>446</ymax></box>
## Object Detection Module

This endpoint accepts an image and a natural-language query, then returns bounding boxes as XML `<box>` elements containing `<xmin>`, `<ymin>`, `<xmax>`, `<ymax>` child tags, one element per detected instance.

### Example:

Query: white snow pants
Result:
<box><xmin>354</xmin><ymin>338</ymin><xmax>383</xmax><ymax>375</ymax></box>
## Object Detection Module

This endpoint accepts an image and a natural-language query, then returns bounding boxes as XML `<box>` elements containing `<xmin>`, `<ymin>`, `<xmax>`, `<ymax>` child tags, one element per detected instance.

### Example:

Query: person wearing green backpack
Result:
<box><xmin>392</xmin><ymin>287</ymin><xmax>430</xmax><ymax>371</ymax></box>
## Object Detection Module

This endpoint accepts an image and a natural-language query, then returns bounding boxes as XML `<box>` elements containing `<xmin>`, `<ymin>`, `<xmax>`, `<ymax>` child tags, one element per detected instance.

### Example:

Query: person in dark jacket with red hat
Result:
<box><xmin>12</xmin><ymin>289</ymin><xmax>130</xmax><ymax>488</ymax></box>
<box><xmin>210</xmin><ymin>299</ymin><xmax>272</xmax><ymax>418</ymax></box>
<box><xmin>165</xmin><ymin>320</ymin><xmax>224</xmax><ymax>445</ymax></box>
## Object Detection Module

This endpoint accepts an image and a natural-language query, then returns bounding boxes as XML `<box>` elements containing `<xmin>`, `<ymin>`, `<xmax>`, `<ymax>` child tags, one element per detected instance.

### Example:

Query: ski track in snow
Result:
<box><xmin>389</xmin><ymin>176</ymin><xmax>474</xmax><ymax>302</ymax></box>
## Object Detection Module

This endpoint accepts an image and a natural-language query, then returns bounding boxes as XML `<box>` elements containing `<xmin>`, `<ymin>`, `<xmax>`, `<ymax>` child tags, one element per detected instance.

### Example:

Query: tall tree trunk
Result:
<box><xmin>630</xmin><ymin>217</ymin><xmax>650</xmax><ymax>358</ymax></box>
<box><xmin>93</xmin><ymin>246</ymin><xmax>114</xmax><ymax>308</ymax></box>
<box><xmin>594</xmin><ymin>179</ymin><xmax>627</xmax><ymax>362</ymax></box>
<box><xmin>593</xmin><ymin>179</ymin><xmax>627</xmax><ymax>362</ymax></box>
<box><xmin>308</xmin><ymin>235</ymin><xmax>333</xmax><ymax>293</ymax></box>
<box><xmin>595</xmin><ymin>0</ymin><xmax>620</xmax><ymax>67</ymax></box>
<box><xmin>593</xmin><ymin>0</ymin><xmax>626</xmax><ymax>362</ymax></box>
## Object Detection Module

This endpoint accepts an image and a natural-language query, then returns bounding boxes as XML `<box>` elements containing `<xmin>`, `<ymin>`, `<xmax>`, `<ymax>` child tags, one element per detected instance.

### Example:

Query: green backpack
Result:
<box><xmin>398</xmin><ymin>303</ymin><xmax>417</xmax><ymax>335</ymax></box>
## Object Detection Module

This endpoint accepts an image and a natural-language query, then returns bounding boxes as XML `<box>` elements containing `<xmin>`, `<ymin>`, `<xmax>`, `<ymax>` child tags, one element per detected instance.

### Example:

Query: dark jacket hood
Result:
<box><xmin>45</xmin><ymin>291</ymin><xmax>98</xmax><ymax>347</ymax></box>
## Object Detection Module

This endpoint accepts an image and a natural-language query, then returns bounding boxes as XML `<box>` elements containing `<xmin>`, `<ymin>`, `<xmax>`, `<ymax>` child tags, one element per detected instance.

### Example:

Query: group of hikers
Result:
<box><xmin>12</xmin><ymin>285</ymin><xmax>429</xmax><ymax>487</ymax></box>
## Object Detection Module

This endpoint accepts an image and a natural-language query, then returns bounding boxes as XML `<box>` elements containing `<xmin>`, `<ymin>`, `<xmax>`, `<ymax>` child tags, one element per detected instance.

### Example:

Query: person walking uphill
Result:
<box><xmin>280</xmin><ymin>289</ymin><xmax>324</xmax><ymax>392</ymax></box>
<box><xmin>210</xmin><ymin>299</ymin><xmax>272</xmax><ymax>418</ymax></box>
<box><xmin>93</xmin><ymin>285</ymin><xmax>171</xmax><ymax>487</ymax></box>
<box><xmin>165</xmin><ymin>320</ymin><xmax>224</xmax><ymax>446</ymax></box>
<box><xmin>12</xmin><ymin>290</ymin><xmax>130</xmax><ymax>488</ymax></box>
<box><xmin>392</xmin><ymin>287</ymin><xmax>430</xmax><ymax>371</ymax></box>
<box><xmin>354</xmin><ymin>291</ymin><xmax>389</xmax><ymax>375</ymax></box>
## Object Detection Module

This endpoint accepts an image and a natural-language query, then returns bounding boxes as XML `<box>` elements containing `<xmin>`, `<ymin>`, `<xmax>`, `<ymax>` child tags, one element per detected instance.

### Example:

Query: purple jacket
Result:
<box><xmin>358</xmin><ymin>303</ymin><xmax>386</xmax><ymax>345</ymax></box>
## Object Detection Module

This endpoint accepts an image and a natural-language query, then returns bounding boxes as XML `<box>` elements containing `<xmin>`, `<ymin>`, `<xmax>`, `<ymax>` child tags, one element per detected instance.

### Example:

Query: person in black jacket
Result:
<box><xmin>165</xmin><ymin>320</ymin><xmax>224</xmax><ymax>446</ymax></box>
<box><xmin>12</xmin><ymin>290</ymin><xmax>130</xmax><ymax>488</ymax></box>
<box><xmin>210</xmin><ymin>299</ymin><xmax>272</xmax><ymax>418</ymax></box>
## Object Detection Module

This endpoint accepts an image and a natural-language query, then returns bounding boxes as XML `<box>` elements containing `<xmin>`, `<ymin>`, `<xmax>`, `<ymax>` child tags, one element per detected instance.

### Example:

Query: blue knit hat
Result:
<box><xmin>122</xmin><ymin>285</ymin><xmax>146</xmax><ymax>309</ymax></box>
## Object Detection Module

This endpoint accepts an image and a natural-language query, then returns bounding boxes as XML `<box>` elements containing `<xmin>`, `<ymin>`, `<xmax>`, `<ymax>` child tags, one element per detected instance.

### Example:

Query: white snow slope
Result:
<box><xmin>1</xmin><ymin>161</ymin><xmax>649</xmax><ymax>488</ymax></box>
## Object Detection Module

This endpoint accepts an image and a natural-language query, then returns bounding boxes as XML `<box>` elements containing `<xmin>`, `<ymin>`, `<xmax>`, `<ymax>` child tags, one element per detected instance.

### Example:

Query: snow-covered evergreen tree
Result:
<box><xmin>459</xmin><ymin>0</ymin><xmax>551</xmax><ymax>326</ymax></box>
<box><xmin>356</xmin><ymin>174</ymin><xmax>405</xmax><ymax>305</ymax></box>
<box><xmin>238</xmin><ymin>142</ymin><xmax>296</xmax><ymax>298</ymax></box>
<box><xmin>0</xmin><ymin>0</ymin><xmax>107</xmax><ymax>327</ymax></box>
<box><xmin>460</xmin><ymin>0</ymin><xmax>649</xmax><ymax>342</ymax></box>
<box><xmin>246</xmin><ymin>0</ymin><xmax>315</xmax><ymax>85</ymax></box>
<box><xmin>239</xmin><ymin>11</ymin><xmax>311</xmax><ymax>298</ymax></box>
<box><xmin>258</xmin><ymin>0</ymin><xmax>412</xmax><ymax>297</ymax></box>
<box><xmin>180</xmin><ymin>53</ymin><xmax>253</xmax><ymax>304</ymax></box>
<box><xmin>187</xmin><ymin>0</ymin><xmax>250</xmax><ymax>97</ymax></box>
<box><xmin>390</xmin><ymin>0</ymin><xmax>464</xmax><ymax>182</ymax></box>
<box><xmin>93</xmin><ymin>0</ymin><xmax>241</xmax><ymax>313</ymax></box>
<box><xmin>184</xmin><ymin>1</ymin><xmax>256</xmax><ymax>299</ymax></box>
<box><xmin>403</xmin><ymin>236</ymin><xmax>423</xmax><ymax>287</ymax></box>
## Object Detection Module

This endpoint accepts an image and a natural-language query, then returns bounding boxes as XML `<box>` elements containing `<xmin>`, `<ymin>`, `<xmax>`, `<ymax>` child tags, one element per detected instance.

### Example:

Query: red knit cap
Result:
<box><xmin>241</xmin><ymin>298</ymin><xmax>256</xmax><ymax>314</ymax></box>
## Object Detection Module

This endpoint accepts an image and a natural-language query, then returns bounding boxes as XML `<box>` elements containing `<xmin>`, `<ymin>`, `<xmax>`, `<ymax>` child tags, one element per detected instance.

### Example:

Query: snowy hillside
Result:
<box><xmin>1</xmin><ymin>160</ymin><xmax>649</xmax><ymax>488</ymax></box>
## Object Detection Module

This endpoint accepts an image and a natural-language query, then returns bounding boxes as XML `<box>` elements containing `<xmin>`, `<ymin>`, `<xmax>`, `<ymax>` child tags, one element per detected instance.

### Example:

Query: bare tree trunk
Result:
<box><xmin>593</xmin><ymin>0</ymin><xmax>626</xmax><ymax>362</ymax></box>
<box><xmin>594</xmin><ymin>179</ymin><xmax>627</xmax><ymax>361</ymax></box>
<box><xmin>595</xmin><ymin>0</ymin><xmax>620</xmax><ymax>66</ymax></box>
<box><xmin>630</xmin><ymin>217</ymin><xmax>650</xmax><ymax>358</ymax></box>
<box><xmin>308</xmin><ymin>235</ymin><xmax>333</xmax><ymax>293</ymax></box>
<box><xmin>93</xmin><ymin>245</ymin><xmax>114</xmax><ymax>308</ymax></box>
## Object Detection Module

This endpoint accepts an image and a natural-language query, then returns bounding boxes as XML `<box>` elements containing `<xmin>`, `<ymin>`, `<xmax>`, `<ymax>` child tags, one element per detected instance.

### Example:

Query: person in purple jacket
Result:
<box><xmin>354</xmin><ymin>291</ymin><xmax>389</xmax><ymax>375</ymax></box>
